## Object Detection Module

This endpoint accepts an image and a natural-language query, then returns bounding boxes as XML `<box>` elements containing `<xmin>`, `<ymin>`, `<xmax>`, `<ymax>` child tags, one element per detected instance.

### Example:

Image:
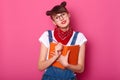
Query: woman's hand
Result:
<box><xmin>58</xmin><ymin>50</ymin><xmax>70</xmax><ymax>67</ymax></box>
<box><xmin>54</xmin><ymin>43</ymin><xmax>63</xmax><ymax>58</ymax></box>
<box><xmin>55</xmin><ymin>43</ymin><xmax>63</xmax><ymax>51</ymax></box>
<box><xmin>50</xmin><ymin>43</ymin><xmax>63</xmax><ymax>59</ymax></box>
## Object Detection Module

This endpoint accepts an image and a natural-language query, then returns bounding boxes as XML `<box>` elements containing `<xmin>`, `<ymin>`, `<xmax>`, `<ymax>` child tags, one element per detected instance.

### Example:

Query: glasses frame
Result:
<box><xmin>52</xmin><ymin>12</ymin><xmax>68</xmax><ymax>22</ymax></box>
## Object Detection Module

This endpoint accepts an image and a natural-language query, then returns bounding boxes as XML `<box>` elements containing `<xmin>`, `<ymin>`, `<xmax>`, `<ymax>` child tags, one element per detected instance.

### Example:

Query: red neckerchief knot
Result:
<box><xmin>54</xmin><ymin>27</ymin><xmax>73</xmax><ymax>45</ymax></box>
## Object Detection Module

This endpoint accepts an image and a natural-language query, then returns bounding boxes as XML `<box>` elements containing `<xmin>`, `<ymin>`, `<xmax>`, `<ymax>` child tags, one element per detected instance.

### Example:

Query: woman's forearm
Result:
<box><xmin>38</xmin><ymin>42</ymin><xmax>63</xmax><ymax>71</ymax></box>
<box><xmin>38</xmin><ymin>56</ymin><xmax>58</xmax><ymax>71</ymax></box>
<box><xmin>66</xmin><ymin>64</ymin><xmax>84</xmax><ymax>73</ymax></box>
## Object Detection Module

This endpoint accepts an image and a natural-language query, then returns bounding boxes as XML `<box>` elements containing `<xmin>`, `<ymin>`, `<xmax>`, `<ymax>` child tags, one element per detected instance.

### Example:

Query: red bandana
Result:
<box><xmin>54</xmin><ymin>27</ymin><xmax>73</xmax><ymax>45</ymax></box>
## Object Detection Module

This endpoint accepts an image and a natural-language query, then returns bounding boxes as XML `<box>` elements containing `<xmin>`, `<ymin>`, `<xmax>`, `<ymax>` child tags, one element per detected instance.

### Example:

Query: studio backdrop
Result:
<box><xmin>0</xmin><ymin>0</ymin><xmax>120</xmax><ymax>80</ymax></box>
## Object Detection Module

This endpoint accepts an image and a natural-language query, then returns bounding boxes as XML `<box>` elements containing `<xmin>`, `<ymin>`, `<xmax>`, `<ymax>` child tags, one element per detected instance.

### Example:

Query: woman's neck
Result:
<box><xmin>59</xmin><ymin>25</ymin><xmax>70</xmax><ymax>32</ymax></box>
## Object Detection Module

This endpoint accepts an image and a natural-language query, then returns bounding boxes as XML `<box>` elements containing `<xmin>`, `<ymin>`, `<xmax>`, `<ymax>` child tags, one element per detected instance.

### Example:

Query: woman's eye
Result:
<box><xmin>62</xmin><ymin>13</ymin><xmax>65</xmax><ymax>16</ymax></box>
<box><xmin>55</xmin><ymin>17</ymin><xmax>59</xmax><ymax>19</ymax></box>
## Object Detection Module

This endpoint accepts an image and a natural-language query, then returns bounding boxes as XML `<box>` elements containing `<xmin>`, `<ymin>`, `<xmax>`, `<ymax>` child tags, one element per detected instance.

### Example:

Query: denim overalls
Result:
<box><xmin>42</xmin><ymin>30</ymin><xmax>79</xmax><ymax>80</ymax></box>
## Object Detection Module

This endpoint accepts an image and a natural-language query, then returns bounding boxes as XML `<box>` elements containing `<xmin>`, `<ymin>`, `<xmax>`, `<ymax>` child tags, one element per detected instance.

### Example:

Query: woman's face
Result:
<box><xmin>52</xmin><ymin>12</ymin><xmax>70</xmax><ymax>28</ymax></box>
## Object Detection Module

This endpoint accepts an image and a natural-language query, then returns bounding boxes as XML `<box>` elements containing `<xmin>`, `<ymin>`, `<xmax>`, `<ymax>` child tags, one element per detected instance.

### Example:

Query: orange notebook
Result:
<box><xmin>48</xmin><ymin>42</ymin><xmax>80</xmax><ymax>69</ymax></box>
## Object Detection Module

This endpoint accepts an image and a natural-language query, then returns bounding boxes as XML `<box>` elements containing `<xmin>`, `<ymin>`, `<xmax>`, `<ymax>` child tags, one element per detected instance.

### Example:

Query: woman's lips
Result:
<box><xmin>61</xmin><ymin>20</ymin><xmax>66</xmax><ymax>24</ymax></box>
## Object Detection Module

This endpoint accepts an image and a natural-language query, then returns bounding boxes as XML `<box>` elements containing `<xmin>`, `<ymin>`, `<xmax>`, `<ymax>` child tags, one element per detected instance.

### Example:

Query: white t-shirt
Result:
<box><xmin>39</xmin><ymin>30</ymin><xmax>87</xmax><ymax>48</ymax></box>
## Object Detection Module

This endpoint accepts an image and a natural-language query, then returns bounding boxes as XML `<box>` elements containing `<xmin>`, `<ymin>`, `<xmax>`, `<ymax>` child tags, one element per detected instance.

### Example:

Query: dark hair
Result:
<box><xmin>46</xmin><ymin>1</ymin><xmax>68</xmax><ymax>16</ymax></box>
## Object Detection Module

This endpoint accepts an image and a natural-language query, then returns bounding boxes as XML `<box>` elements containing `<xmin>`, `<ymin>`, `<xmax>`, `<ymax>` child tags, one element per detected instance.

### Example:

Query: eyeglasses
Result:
<box><xmin>52</xmin><ymin>12</ymin><xmax>68</xmax><ymax>22</ymax></box>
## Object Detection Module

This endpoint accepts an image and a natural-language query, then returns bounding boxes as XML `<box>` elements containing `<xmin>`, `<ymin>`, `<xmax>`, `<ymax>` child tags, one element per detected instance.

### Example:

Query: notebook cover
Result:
<box><xmin>48</xmin><ymin>42</ymin><xmax>80</xmax><ymax>69</ymax></box>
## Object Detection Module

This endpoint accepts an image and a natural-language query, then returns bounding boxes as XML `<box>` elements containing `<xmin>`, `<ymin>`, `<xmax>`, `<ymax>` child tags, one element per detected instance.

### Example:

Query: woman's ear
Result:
<box><xmin>52</xmin><ymin>20</ymin><xmax>57</xmax><ymax>25</ymax></box>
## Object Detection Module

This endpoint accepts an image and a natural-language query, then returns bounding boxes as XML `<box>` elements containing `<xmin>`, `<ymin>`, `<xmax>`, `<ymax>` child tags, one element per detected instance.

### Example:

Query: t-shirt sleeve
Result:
<box><xmin>38</xmin><ymin>31</ymin><xmax>49</xmax><ymax>48</ymax></box>
<box><xmin>76</xmin><ymin>32</ymin><xmax>87</xmax><ymax>46</ymax></box>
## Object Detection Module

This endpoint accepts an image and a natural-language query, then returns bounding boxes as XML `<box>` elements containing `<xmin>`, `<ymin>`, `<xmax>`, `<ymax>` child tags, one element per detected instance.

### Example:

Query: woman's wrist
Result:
<box><xmin>63</xmin><ymin>62</ymin><xmax>69</xmax><ymax>68</ymax></box>
<box><xmin>53</xmin><ymin>51</ymin><xmax>61</xmax><ymax>59</ymax></box>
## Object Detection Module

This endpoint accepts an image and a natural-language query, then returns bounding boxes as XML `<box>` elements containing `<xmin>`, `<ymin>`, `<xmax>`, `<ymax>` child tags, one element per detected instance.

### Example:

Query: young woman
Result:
<box><xmin>38</xmin><ymin>1</ymin><xmax>87</xmax><ymax>80</ymax></box>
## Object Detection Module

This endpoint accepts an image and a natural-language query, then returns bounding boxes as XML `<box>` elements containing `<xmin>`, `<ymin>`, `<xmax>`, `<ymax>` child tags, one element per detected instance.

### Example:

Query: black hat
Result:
<box><xmin>46</xmin><ymin>1</ymin><xmax>68</xmax><ymax>16</ymax></box>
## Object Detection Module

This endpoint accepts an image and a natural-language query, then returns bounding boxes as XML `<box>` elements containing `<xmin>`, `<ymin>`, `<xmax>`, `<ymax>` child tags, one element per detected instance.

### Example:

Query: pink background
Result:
<box><xmin>0</xmin><ymin>0</ymin><xmax>120</xmax><ymax>80</ymax></box>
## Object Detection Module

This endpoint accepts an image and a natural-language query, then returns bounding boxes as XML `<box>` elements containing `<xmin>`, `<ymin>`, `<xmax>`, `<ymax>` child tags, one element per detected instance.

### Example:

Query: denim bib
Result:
<box><xmin>42</xmin><ymin>30</ymin><xmax>79</xmax><ymax>80</ymax></box>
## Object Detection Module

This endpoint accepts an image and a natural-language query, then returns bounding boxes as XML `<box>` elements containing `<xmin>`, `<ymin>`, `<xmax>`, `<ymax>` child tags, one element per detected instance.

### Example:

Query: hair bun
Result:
<box><xmin>60</xmin><ymin>1</ymin><xmax>66</xmax><ymax>7</ymax></box>
<box><xmin>46</xmin><ymin>11</ymin><xmax>52</xmax><ymax>16</ymax></box>
<box><xmin>46</xmin><ymin>1</ymin><xmax>67</xmax><ymax>16</ymax></box>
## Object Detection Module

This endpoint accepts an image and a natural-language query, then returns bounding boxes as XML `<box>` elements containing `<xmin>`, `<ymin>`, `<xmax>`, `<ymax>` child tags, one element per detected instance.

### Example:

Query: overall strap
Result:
<box><xmin>48</xmin><ymin>30</ymin><xmax>53</xmax><ymax>43</ymax></box>
<box><xmin>70</xmin><ymin>32</ymin><xmax>79</xmax><ymax>45</ymax></box>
